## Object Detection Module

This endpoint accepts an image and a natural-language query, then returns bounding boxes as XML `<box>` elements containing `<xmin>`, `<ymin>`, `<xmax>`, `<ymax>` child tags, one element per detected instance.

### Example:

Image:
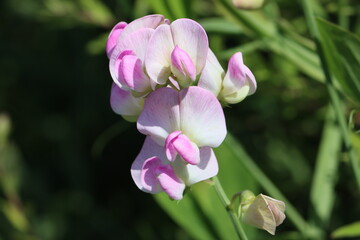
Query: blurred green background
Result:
<box><xmin>0</xmin><ymin>0</ymin><xmax>359</xmax><ymax>239</ymax></box>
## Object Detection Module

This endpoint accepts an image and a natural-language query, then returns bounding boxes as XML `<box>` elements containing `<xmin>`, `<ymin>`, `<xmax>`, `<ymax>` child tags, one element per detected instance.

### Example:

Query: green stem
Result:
<box><xmin>300</xmin><ymin>0</ymin><xmax>360</xmax><ymax>192</ymax></box>
<box><xmin>213</xmin><ymin>176</ymin><xmax>249</xmax><ymax>240</ymax></box>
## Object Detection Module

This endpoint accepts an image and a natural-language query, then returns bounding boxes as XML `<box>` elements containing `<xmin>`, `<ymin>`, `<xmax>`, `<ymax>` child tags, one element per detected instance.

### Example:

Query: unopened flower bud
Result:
<box><xmin>232</xmin><ymin>0</ymin><xmax>265</xmax><ymax>10</ymax></box>
<box><xmin>220</xmin><ymin>52</ymin><xmax>257</xmax><ymax>104</ymax></box>
<box><xmin>241</xmin><ymin>193</ymin><xmax>286</xmax><ymax>235</ymax></box>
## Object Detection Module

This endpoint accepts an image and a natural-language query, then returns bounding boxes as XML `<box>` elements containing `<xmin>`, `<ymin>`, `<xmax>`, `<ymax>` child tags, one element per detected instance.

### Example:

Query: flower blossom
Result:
<box><xmin>108</xmin><ymin>15</ymin><xmax>211</xmax><ymax>121</ymax></box>
<box><xmin>145</xmin><ymin>19</ymin><xmax>209</xmax><ymax>88</ymax></box>
<box><xmin>108</xmin><ymin>15</ymin><xmax>167</xmax><ymax>95</ymax></box>
<box><xmin>199</xmin><ymin>51</ymin><xmax>257</xmax><ymax>104</ymax></box>
<box><xmin>131</xmin><ymin>86</ymin><xmax>227</xmax><ymax>199</ymax></box>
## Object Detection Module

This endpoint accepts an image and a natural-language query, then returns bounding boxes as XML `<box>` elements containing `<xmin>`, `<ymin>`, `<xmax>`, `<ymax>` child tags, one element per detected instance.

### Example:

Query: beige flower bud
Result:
<box><xmin>232</xmin><ymin>0</ymin><xmax>265</xmax><ymax>10</ymax></box>
<box><xmin>242</xmin><ymin>194</ymin><xmax>286</xmax><ymax>235</ymax></box>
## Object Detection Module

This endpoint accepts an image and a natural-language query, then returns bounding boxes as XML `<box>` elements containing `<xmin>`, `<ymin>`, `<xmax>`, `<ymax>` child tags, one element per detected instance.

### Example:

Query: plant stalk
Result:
<box><xmin>213</xmin><ymin>176</ymin><xmax>249</xmax><ymax>240</ymax></box>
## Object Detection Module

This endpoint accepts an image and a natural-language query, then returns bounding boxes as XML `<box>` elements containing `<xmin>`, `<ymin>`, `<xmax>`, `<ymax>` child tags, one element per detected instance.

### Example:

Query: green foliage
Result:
<box><xmin>310</xmin><ymin>108</ymin><xmax>341</xmax><ymax>226</ymax></box>
<box><xmin>332</xmin><ymin>221</ymin><xmax>360</xmax><ymax>239</ymax></box>
<box><xmin>317</xmin><ymin>18</ymin><xmax>360</xmax><ymax>105</ymax></box>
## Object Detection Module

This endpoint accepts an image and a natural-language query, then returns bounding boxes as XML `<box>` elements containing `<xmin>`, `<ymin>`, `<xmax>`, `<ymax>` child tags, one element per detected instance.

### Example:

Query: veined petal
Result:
<box><xmin>106</xmin><ymin>22</ymin><xmax>127</xmax><ymax>58</ymax></box>
<box><xmin>198</xmin><ymin>49</ymin><xmax>224</xmax><ymax>96</ymax></box>
<box><xmin>173</xmin><ymin>147</ymin><xmax>218</xmax><ymax>185</ymax></box>
<box><xmin>170</xmin><ymin>19</ymin><xmax>208</xmax><ymax>75</ymax></box>
<box><xmin>119</xmin><ymin>55</ymin><xmax>151</xmax><ymax>93</ymax></box>
<box><xmin>137</xmin><ymin>87</ymin><xmax>180</xmax><ymax>145</ymax></box>
<box><xmin>145</xmin><ymin>24</ymin><xmax>174</xmax><ymax>85</ymax></box>
<box><xmin>156</xmin><ymin>165</ymin><xmax>185</xmax><ymax>200</ymax></box>
<box><xmin>117</xmin><ymin>28</ymin><xmax>155</xmax><ymax>61</ymax></box>
<box><xmin>179</xmin><ymin>87</ymin><xmax>227</xmax><ymax>147</ymax></box>
<box><xmin>170</xmin><ymin>46</ymin><xmax>196</xmax><ymax>86</ymax></box>
<box><xmin>118</xmin><ymin>14</ymin><xmax>165</xmax><ymax>42</ymax></box>
<box><xmin>110</xmin><ymin>83</ymin><xmax>144</xmax><ymax>121</ymax></box>
<box><xmin>131</xmin><ymin>136</ymin><xmax>168</xmax><ymax>193</ymax></box>
<box><xmin>140</xmin><ymin>156</ymin><xmax>162</xmax><ymax>193</ymax></box>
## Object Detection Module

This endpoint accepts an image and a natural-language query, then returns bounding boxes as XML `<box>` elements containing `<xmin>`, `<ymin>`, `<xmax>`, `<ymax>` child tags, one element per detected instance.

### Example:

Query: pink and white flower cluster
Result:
<box><xmin>107</xmin><ymin>15</ymin><xmax>257</xmax><ymax>200</ymax></box>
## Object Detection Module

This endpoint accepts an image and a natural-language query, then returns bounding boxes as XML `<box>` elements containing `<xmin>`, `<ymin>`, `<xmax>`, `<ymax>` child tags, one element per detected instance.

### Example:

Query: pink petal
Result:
<box><xmin>110</xmin><ymin>83</ymin><xmax>144</xmax><ymax>120</ymax></box>
<box><xmin>106</xmin><ymin>22</ymin><xmax>127</xmax><ymax>58</ymax></box>
<box><xmin>174</xmin><ymin>147</ymin><xmax>218</xmax><ymax>185</ymax></box>
<box><xmin>170</xmin><ymin>19</ymin><xmax>209</xmax><ymax>76</ymax></box>
<box><xmin>131</xmin><ymin>136</ymin><xmax>168</xmax><ymax>193</ymax></box>
<box><xmin>172</xmin><ymin>134</ymin><xmax>200</xmax><ymax>165</ymax></box>
<box><xmin>145</xmin><ymin>24</ymin><xmax>174</xmax><ymax>85</ymax></box>
<box><xmin>137</xmin><ymin>87</ymin><xmax>180</xmax><ymax>145</ymax></box>
<box><xmin>110</xmin><ymin>50</ymin><xmax>134</xmax><ymax>88</ymax></box>
<box><xmin>141</xmin><ymin>157</ymin><xmax>162</xmax><ymax>192</ymax></box>
<box><xmin>179</xmin><ymin>87</ymin><xmax>227</xmax><ymax>147</ymax></box>
<box><xmin>170</xmin><ymin>46</ymin><xmax>196</xmax><ymax>85</ymax></box>
<box><xmin>118</xmin><ymin>14</ymin><xmax>165</xmax><ymax>43</ymax></box>
<box><xmin>165</xmin><ymin>131</ymin><xmax>182</xmax><ymax>161</ymax></box>
<box><xmin>156</xmin><ymin>165</ymin><xmax>185</xmax><ymax>200</ymax></box>
<box><xmin>198</xmin><ymin>49</ymin><xmax>224</xmax><ymax>96</ymax></box>
<box><xmin>222</xmin><ymin>52</ymin><xmax>247</xmax><ymax>96</ymax></box>
<box><xmin>109</xmin><ymin>29</ymin><xmax>154</xmax><ymax>88</ymax></box>
<box><xmin>119</xmin><ymin>55</ymin><xmax>151</xmax><ymax>93</ymax></box>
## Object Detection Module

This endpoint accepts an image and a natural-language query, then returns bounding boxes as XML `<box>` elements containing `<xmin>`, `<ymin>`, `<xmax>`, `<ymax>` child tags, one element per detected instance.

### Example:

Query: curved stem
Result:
<box><xmin>213</xmin><ymin>176</ymin><xmax>249</xmax><ymax>240</ymax></box>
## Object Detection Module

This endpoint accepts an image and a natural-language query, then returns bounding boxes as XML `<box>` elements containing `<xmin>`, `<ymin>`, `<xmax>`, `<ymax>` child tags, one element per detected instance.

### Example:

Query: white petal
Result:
<box><xmin>137</xmin><ymin>87</ymin><xmax>180</xmax><ymax>145</ymax></box>
<box><xmin>198</xmin><ymin>49</ymin><xmax>224</xmax><ymax>96</ymax></box>
<box><xmin>173</xmin><ymin>147</ymin><xmax>218</xmax><ymax>185</ymax></box>
<box><xmin>179</xmin><ymin>87</ymin><xmax>227</xmax><ymax>147</ymax></box>
<box><xmin>145</xmin><ymin>24</ymin><xmax>174</xmax><ymax>85</ymax></box>
<box><xmin>170</xmin><ymin>19</ymin><xmax>209</xmax><ymax>75</ymax></box>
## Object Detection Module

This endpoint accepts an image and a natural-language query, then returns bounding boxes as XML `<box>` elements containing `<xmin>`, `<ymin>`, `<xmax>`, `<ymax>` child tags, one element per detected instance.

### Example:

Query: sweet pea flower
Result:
<box><xmin>131</xmin><ymin>136</ymin><xmax>219</xmax><ymax>200</ymax></box>
<box><xmin>131</xmin><ymin>86</ymin><xmax>227</xmax><ymax>199</ymax></box>
<box><xmin>145</xmin><ymin>19</ymin><xmax>209</xmax><ymax>88</ymax></box>
<box><xmin>199</xmin><ymin>51</ymin><xmax>257</xmax><ymax>104</ymax></box>
<box><xmin>137</xmin><ymin>86</ymin><xmax>227</xmax><ymax>158</ymax></box>
<box><xmin>109</xmin><ymin>15</ymin><xmax>168</xmax><ymax>95</ymax></box>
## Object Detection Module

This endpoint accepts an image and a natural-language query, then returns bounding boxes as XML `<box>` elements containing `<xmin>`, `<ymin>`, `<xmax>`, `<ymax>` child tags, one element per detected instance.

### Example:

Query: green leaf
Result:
<box><xmin>310</xmin><ymin>107</ymin><xmax>341</xmax><ymax>226</ymax></box>
<box><xmin>317</xmin><ymin>18</ymin><xmax>360</xmax><ymax>105</ymax></box>
<box><xmin>167</xmin><ymin>0</ymin><xmax>187</xmax><ymax>18</ymax></box>
<box><xmin>79</xmin><ymin>0</ymin><xmax>114</xmax><ymax>26</ymax></box>
<box><xmin>154</xmin><ymin>191</ymin><xmax>216</xmax><ymax>240</ymax></box>
<box><xmin>332</xmin><ymin>221</ymin><xmax>360</xmax><ymax>238</ymax></box>
<box><xmin>199</xmin><ymin>18</ymin><xmax>243</xmax><ymax>35</ymax></box>
<box><xmin>145</xmin><ymin>0</ymin><xmax>174</xmax><ymax>20</ymax></box>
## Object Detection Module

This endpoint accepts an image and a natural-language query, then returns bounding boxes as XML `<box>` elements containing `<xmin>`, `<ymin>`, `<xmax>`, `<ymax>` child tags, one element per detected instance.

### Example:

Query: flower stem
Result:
<box><xmin>213</xmin><ymin>176</ymin><xmax>249</xmax><ymax>240</ymax></box>
<box><xmin>300</xmin><ymin>0</ymin><xmax>360</xmax><ymax>192</ymax></box>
